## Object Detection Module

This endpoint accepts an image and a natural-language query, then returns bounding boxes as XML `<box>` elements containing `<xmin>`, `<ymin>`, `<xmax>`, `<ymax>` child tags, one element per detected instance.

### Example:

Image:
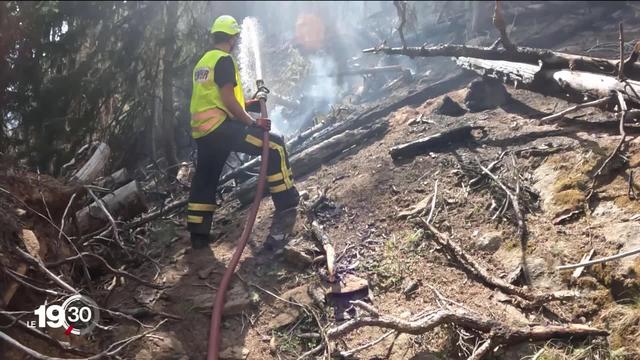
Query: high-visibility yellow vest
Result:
<box><xmin>190</xmin><ymin>49</ymin><xmax>246</xmax><ymax>139</ymax></box>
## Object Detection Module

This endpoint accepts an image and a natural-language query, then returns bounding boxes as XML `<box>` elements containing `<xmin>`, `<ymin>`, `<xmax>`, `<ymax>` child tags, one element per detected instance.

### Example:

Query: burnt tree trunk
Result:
<box><xmin>161</xmin><ymin>0</ymin><xmax>179</xmax><ymax>174</ymax></box>
<box><xmin>70</xmin><ymin>142</ymin><xmax>110</xmax><ymax>184</ymax></box>
<box><xmin>74</xmin><ymin>180</ymin><xmax>148</xmax><ymax>234</ymax></box>
<box><xmin>95</xmin><ymin>168</ymin><xmax>130</xmax><ymax>189</ymax></box>
<box><xmin>389</xmin><ymin>125</ymin><xmax>481</xmax><ymax>161</ymax></box>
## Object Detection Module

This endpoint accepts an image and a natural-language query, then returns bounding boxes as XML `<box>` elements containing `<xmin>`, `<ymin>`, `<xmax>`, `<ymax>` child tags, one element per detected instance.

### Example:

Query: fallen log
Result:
<box><xmin>93</xmin><ymin>196</ymin><xmax>188</xmax><ymax>240</ymax></box>
<box><xmin>296</xmin><ymin>71</ymin><xmax>475</xmax><ymax>151</ymax></box>
<box><xmin>95</xmin><ymin>168</ymin><xmax>130</xmax><ymax>189</ymax></box>
<box><xmin>70</xmin><ymin>142</ymin><xmax>111</xmax><ymax>184</ymax></box>
<box><xmin>389</xmin><ymin>125</ymin><xmax>482</xmax><ymax>161</ymax></box>
<box><xmin>363</xmin><ymin>43</ymin><xmax>640</xmax><ymax>80</ymax></box>
<box><xmin>456</xmin><ymin>57</ymin><xmax>640</xmax><ymax>100</ymax></box>
<box><xmin>74</xmin><ymin>180</ymin><xmax>148</xmax><ymax>234</ymax></box>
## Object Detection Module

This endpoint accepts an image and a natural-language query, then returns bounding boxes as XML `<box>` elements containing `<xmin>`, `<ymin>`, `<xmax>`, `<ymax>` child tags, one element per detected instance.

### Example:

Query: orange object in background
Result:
<box><xmin>295</xmin><ymin>14</ymin><xmax>325</xmax><ymax>51</ymax></box>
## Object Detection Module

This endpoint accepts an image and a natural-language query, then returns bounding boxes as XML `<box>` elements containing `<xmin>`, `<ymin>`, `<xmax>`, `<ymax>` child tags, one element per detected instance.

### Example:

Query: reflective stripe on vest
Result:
<box><xmin>190</xmin><ymin>49</ymin><xmax>246</xmax><ymax>139</ymax></box>
<box><xmin>190</xmin><ymin>108</ymin><xmax>227</xmax><ymax>138</ymax></box>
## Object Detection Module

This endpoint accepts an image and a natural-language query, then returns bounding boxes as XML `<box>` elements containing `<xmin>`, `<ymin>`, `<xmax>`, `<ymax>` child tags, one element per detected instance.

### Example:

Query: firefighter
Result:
<box><xmin>187</xmin><ymin>15</ymin><xmax>299</xmax><ymax>249</ymax></box>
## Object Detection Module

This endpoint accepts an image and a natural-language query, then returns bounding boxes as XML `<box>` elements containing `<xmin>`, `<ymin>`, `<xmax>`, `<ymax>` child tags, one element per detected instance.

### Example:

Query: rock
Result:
<box><xmin>601</xmin><ymin>222</ymin><xmax>640</xmax><ymax>300</ymax></box>
<box><xmin>299</xmin><ymin>190</ymin><xmax>310</xmax><ymax>201</ymax></box>
<box><xmin>282</xmin><ymin>244</ymin><xmax>315</xmax><ymax>268</ymax></box>
<box><xmin>320</xmin><ymin>274</ymin><xmax>369</xmax><ymax>295</ymax></box>
<box><xmin>527</xmin><ymin>257</ymin><xmax>547</xmax><ymax>278</ymax></box>
<box><xmin>464</xmin><ymin>77</ymin><xmax>510</xmax><ymax>112</ymax></box>
<box><xmin>269</xmin><ymin>309</ymin><xmax>301</xmax><ymax>330</ymax></box>
<box><xmin>397</xmin><ymin>195</ymin><xmax>433</xmax><ymax>219</ymax></box>
<box><xmin>190</xmin><ymin>283</ymin><xmax>253</xmax><ymax>316</ymax></box>
<box><xmin>219</xmin><ymin>346</ymin><xmax>249</xmax><ymax>360</ymax></box>
<box><xmin>603</xmin><ymin>222</ymin><xmax>640</xmax><ymax>270</ymax></box>
<box><xmin>433</xmin><ymin>95</ymin><xmax>466</xmax><ymax>116</ymax></box>
<box><xmin>475</xmin><ymin>231</ymin><xmax>503</xmax><ymax>252</ymax></box>
<box><xmin>197</xmin><ymin>265</ymin><xmax>216</xmax><ymax>279</ymax></box>
<box><xmin>268</xmin><ymin>284</ymin><xmax>316</xmax><ymax>329</ymax></box>
<box><xmin>133</xmin><ymin>331</ymin><xmax>188</xmax><ymax>360</ymax></box>
<box><xmin>402</xmin><ymin>279</ymin><xmax>420</xmax><ymax>295</ymax></box>
<box><xmin>135</xmin><ymin>287</ymin><xmax>162</xmax><ymax>307</ymax></box>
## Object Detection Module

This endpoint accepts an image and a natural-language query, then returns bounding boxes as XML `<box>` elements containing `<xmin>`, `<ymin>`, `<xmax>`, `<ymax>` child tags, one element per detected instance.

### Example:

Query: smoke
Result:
<box><xmin>210</xmin><ymin>2</ymin><xmax>398</xmax><ymax>137</ymax></box>
<box><xmin>268</xmin><ymin>55</ymin><xmax>345</xmax><ymax>136</ymax></box>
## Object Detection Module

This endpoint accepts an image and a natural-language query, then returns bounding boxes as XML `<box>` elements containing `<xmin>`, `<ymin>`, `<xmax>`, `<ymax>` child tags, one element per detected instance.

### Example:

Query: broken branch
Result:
<box><xmin>390</xmin><ymin>125</ymin><xmax>481</xmax><ymax>161</ymax></box>
<box><xmin>46</xmin><ymin>253</ymin><xmax>166</xmax><ymax>290</ymax></box>
<box><xmin>557</xmin><ymin>246</ymin><xmax>640</xmax><ymax>271</ymax></box>
<box><xmin>421</xmin><ymin>223</ymin><xmax>574</xmax><ymax>308</ymax></box>
<box><xmin>16</xmin><ymin>248</ymin><xmax>78</xmax><ymax>294</ymax></box>
<box><xmin>311</xmin><ymin>220</ymin><xmax>336</xmax><ymax>282</ymax></box>
<box><xmin>327</xmin><ymin>307</ymin><xmax>607</xmax><ymax>346</ymax></box>
<box><xmin>477</xmin><ymin>160</ymin><xmax>528</xmax><ymax>274</ymax></box>
<box><xmin>540</xmin><ymin>96</ymin><xmax>612</xmax><ymax>123</ymax></box>
<box><xmin>87</xmin><ymin>188</ymin><xmax>121</xmax><ymax>243</ymax></box>
<box><xmin>0</xmin><ymin>319</ymin><xmax>167</xmax><ymax>360</ymax></box>
<box><xmin>587</xmin><ymin>91</ymin><xmax>628</xmax><ymax>201</ymax></box>
<box><xmin>619</xmin><ymin>23</ymin><xmax>625</xmax><ymax>81</ymax></box>
<box><xmin>492</xmin><ymin>1</ymin><xmax>515</xmax><ymax>52</ymax></box>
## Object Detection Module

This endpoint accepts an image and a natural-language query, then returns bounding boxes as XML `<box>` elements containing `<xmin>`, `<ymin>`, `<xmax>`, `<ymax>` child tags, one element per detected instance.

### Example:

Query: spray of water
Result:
<box><xmin>238</xmin><ymin>17</ymin><xmax>263</xmax><ymax>87</ymax></box>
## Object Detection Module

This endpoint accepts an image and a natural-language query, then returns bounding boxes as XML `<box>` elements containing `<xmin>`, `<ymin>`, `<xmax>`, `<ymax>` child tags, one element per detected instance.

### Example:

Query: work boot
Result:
<box><xmin>190</xmin><ymin>233</ymin><xmax>211</xmax><ymax>250</ymax></box>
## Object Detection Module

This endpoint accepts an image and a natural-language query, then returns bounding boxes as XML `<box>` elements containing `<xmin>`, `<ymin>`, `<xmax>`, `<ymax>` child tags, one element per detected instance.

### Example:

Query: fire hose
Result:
<box><xmin>207</xmin><ymin>80</ymin><xmax>270</xmax><ymax>360</ymax></box>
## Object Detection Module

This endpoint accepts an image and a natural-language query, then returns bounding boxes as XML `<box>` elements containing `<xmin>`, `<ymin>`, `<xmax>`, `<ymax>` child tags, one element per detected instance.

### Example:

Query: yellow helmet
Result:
<box><xmin>211</xmin><ymin>15</ymin><xmax>240</xmax><ymax>35</ymax></box>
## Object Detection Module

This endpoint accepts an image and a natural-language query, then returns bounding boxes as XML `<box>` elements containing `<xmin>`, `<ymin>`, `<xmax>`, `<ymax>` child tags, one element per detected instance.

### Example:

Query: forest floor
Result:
<box><xmin>103</xmin><ymin>82</ymin><xmax>640</xmax><ymax>359</ymax></box>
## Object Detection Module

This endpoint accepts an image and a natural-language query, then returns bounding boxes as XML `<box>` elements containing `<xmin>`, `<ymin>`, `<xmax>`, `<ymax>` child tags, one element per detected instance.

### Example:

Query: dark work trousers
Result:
<box><xmin>187</xmin><ymin>118</ymin><xmax>298</xmax><ymax>236</ymax></box>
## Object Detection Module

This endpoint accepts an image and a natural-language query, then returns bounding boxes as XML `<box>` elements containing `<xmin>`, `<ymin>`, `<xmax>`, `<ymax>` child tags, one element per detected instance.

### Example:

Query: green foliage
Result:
<box><xmin>0</xmin><ymin>1</ymin><xmax>213</xmax><ymax>173</ymax></box>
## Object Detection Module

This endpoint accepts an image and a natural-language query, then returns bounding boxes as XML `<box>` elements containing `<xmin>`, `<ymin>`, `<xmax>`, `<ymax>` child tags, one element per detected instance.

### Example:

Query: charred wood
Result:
<box><xmin>456</xmin><ymin>57</ymin><xmax>640</xmax><ymax>100</ymax></box>
<box><xmin>74</xmin><ymin>181</ymin><xmax>148</xmax><ymax>234</ymax></box>
<box><xmin>389</xmin><ymin>125</ymin><xmax>482</xmax><ymax>161</ymax></box>
<box><xmin>364</xmin><ymin>44</ymin><xmax>640</xmax><ymax>80</ymax></box>
<box><xmin>69</xmin><ymin>142</ymin><xmax>111</xmax><ymax>184</ymax></box>
<box><xmin>95</xmin><ymin>168</ymin><xmax>131</xmax><ymax>189</ymax></box>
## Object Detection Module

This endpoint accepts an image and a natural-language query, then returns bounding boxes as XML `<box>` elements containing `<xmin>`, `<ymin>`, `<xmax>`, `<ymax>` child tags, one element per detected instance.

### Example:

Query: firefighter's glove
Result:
<box><xmin>254</xmin><ymin>117</ymin><xmax>271</xmax><ymax>131</ymax></box>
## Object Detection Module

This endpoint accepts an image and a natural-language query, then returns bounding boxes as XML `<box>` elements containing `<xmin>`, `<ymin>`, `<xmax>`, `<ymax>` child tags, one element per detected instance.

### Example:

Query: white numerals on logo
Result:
<box><xmin>68</xmin><ymin>306</ymin><xmax>92</xmax><ymax>323</ymax></box>
<box><xmin>34</xmin><ymin>304</ymin><xmax>65</xmax><ymax>328</ymax></box>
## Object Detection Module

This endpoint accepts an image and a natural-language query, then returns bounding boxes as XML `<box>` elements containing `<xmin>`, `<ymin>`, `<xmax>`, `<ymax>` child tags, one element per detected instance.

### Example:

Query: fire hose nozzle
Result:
<box><xmin>253</xmin><ymin>80</ymin><xmax>270</xmax><ymax>102</ymax></box>
<box><xmin>255</xmin><ymin>91</ymin><xmax>268</xmax><ymax>101</ymax></box>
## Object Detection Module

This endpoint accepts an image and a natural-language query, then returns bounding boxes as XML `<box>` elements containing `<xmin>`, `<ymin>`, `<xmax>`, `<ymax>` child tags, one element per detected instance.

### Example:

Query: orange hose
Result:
<box><xmin>207</xmin><ymin>99</ymin><xmax>270</xmax><ymax>360</ymax></box>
